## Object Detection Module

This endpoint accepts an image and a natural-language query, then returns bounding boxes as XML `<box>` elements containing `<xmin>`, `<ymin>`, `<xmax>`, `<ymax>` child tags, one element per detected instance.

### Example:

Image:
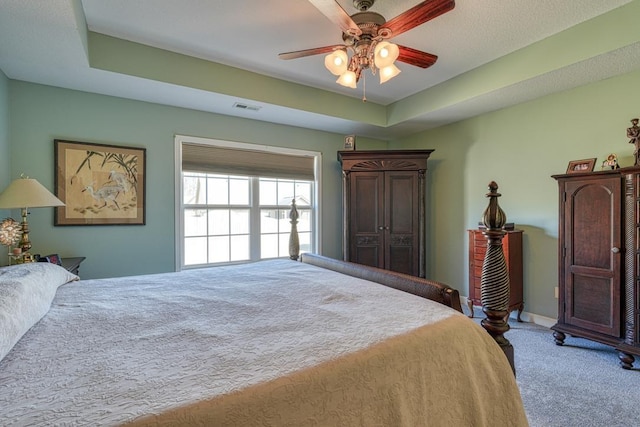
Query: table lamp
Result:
<box><xmin>0</xmin><ymin>175</ymin><xmax>65</xmax><ymax>262</ymax></box>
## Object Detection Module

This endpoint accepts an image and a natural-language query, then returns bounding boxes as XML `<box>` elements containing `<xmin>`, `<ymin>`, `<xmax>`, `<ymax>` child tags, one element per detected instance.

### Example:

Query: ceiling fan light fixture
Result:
<box><xmin>324</xmin><ymin>50</ymin><xmax>348</xmax><ymax>75</ymax></box>
<box><xmin>374</xmin><ymin>41</ymin><xmax>399</xmax><ymax>68</ymax></box>
<box><xmin>280</xmin><ymin>0</ymin><xmax>454</xmax><ymax>89</ymax></box>
<box><xmin>379</xmin><ymin>63</ymin><xmax>401</xmax><ymax>84</ymax></box>
<box><xmin>336</xmin><ymin>70</ymin><xmax>357</xmax><ymax>88</ymax></box>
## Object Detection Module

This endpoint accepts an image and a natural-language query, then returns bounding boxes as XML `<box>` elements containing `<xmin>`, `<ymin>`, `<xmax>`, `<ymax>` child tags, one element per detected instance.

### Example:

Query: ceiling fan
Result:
<box><xmin>279</xmin><ymin>0</ymin><xmax>455</xmax><ymax>88</ymax></box>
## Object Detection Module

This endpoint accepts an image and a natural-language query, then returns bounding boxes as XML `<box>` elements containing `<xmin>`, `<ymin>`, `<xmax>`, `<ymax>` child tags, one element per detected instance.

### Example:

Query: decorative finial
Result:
<box><xmin>481</xmin><ymin>181</ymin><xmax>507</xmax><ymax>231</ymax></box>
<box><xmin>288</xmin><ymin>198</ymin><xmax>299</xmax><ymax>222</ymax></box>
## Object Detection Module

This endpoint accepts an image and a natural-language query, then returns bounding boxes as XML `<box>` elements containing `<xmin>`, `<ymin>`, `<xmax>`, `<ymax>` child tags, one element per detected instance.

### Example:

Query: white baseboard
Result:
<box><xmin>460</xmin><ymin>296</ymin><xmax>556</xmax><ymax>329</ymax></box>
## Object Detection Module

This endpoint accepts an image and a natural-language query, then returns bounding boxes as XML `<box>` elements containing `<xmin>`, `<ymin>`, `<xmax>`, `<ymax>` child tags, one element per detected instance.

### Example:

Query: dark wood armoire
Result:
<box><xmin>552</xmin><ymin>167</ymin><xmax>640</xmax><ymax>369</ymax></box>
<box><xmin>338</xmin><ymin>150</ymin><xmax>433</xmax><ymax>278</ymax></box>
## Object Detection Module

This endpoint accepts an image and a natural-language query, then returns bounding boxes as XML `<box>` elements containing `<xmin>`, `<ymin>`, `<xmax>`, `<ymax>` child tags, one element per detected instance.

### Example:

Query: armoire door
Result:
<box><xmin>348</xmin><ymin>171</ymin><xmax>419</xmax><ymax>276</ymax></box>
<box><xmin>385</xmin><ymin>171</ymin><xmax>419</xmax><ymax>276</ymax></box>
<box><xmin>563</xmin><ymin>176</ymin><xmax>622</xmax><ymax>337</ymax></box>
<box><xmin>349</xmin><ymin>171</ymin><xmax>384</xmax><ymax>269</ymax></box>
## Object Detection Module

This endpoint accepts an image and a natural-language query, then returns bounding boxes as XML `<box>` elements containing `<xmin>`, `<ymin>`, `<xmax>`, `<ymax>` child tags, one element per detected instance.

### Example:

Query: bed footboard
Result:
<box><xmin>300</xmin><ymin>253</ymin><xmax>463</xmax><ymax>313</ymax></box>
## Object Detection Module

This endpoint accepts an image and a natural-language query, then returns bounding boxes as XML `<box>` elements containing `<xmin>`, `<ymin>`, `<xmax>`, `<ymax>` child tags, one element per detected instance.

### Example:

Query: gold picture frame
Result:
<box><xmin>54</xmin><ymin>139</ymin><xmax>146</xmax><ymax>225</ymax></box>
<box><xmin>344</xmin><ymin>135</ymin><xmax>356</xmax><ymax>150</ymax></box>
<box><xmin>566</xmin><ymin>158</ymin><xmax>596</xmax><ymax>174</ymax></box>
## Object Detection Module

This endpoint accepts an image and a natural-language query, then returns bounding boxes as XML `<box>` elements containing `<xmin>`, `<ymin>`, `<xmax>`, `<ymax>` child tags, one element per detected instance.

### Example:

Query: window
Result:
<box><xmin>176</xmin><ymin>136</ymin><xmax>320</xmax><ymax>269</ymax></box>
<box><xmin>183</xmin><ymin>173</ymin><xmax>251</xmax><ymax>265</ymax></box>
<box><xmin>182</xmin><ymin>173</ymin><xmax>313</xmax><ymax>266</ymax></box>
<box><xmin>258</xmin><ymin>178</ymin><xmax>312</xmax><ymax>260</ymax></box>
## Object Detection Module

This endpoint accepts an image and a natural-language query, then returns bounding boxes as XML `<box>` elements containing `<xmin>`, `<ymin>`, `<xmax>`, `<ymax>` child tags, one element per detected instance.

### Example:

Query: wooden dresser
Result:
<box><xmin>553</xmin><ymin>168</ymin><xmax>640</xmax><ymax>369</ymax></box>
<box><xmin>468</xmin><ymin>228</ymin><xmax>524</xmax><ymax>320</ymax></box>
<box><xmin>338</xmin><ymin>150</ymin><xmax>433</xmax><ymax>278</ymax></box>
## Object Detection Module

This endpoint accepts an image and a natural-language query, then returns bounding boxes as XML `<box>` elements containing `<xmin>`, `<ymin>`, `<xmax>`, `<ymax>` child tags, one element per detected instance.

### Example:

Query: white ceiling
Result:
<box><xmin>0</xmin><ymin>0</ymin><xmax>636</xmax><ymax>139</ymax></box>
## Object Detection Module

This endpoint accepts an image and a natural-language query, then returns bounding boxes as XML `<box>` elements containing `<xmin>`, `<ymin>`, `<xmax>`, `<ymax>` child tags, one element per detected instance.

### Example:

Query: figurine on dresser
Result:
<box><xmin>627</xmin><ymin>117</ymin><xmax>640</xmax><ymax>166</ymax></box>
<box><xmin>602</xmin><ymin>153</ymin><xmax>620</xmax><ymax>170</ymax></box>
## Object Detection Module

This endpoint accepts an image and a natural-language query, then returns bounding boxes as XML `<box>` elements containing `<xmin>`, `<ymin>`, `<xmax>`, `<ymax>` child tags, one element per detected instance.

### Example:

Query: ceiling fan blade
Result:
<box><xmin>279</xmin><ymin>45</ymin><xmax>345</xmax><ymax>60</ymax></box>
<box><xmin>309</xmin><ymin>0</ymin><xmax>362</xmax><ymax>36</ymax></box>
<box><xmin>383</xmin><ymin>0</ymin><xmax>455</xmax><ymax>38</ymax></box>
<box><xmin>397</xmin><ymin>45</ymin><xmax>438</xmax><ymax>68</ymax></box>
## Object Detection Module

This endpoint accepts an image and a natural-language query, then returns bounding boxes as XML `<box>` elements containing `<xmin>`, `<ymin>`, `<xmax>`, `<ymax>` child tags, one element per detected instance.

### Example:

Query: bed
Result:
<box><xmin>1</xmin><ymin>184</ymin><xmax>526</xmax><ymax>426</ymax></box>
<box><xmin>0</xmin><ymin>253</ymin><xmax>527</xmax><ymax>426</ymax></box>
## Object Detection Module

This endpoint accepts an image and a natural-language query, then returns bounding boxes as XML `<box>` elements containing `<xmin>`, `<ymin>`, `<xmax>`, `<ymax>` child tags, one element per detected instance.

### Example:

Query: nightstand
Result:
<box><xmin>61</xmin><ymin>257</ymin><xmax>86</xmax><ymax>277</ymax></box>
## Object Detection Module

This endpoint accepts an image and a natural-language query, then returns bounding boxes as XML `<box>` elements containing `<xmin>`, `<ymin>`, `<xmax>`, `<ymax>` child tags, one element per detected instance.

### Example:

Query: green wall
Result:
<box><xmin>0</xmin><ymin>70</ymin><xmax>9</xmax><ymax>199</ymax></box>
<box><xmin>7</xmin><ymin>81</ymin><xmax>387</xmax><ymax>278</ymax></box>
<box><xmin>396</xmin><ymin>68</ymin><xmax>640</xmax><ymax>319</ymax></box>
<box><xmin>5</xmin><ymin>68</ymin><xmax>640</xmax><ymax>320</ymax></box>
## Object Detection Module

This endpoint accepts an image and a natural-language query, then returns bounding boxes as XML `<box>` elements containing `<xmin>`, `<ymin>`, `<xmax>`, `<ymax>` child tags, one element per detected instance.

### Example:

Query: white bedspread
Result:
<box><xmin>0</xmin><ymin>259</ymin><xmax>527</xmax><ymax>426</ymax></box>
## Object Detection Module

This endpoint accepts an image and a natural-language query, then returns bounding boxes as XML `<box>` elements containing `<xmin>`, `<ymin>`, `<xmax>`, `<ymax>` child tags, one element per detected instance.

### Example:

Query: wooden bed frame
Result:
<box><xmin>300</xmin><ymin>253</ymin><xmax>463</xmax><ymax>313</ymax></box>
<box><xmin>287</xmin><ymin>199</ymin><xmax>461</xmax><ymax>312</ymax></box>
<box><xmin>287</xmin><ymin>180</ymin><xmax>515</xmax><ymax>373</ymax></box>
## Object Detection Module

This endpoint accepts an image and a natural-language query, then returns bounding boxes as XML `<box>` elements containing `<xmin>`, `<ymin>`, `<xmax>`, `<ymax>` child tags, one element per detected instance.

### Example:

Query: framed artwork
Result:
<box><xmin>54</xmin><ymin>139</ymin><xmax>146</xmax><ymax>226</ymax></box>
<box><xmin>566</xmin><ymin>158</ymin><xmax>596</xmax><ymax>174</ymax></box>
<box><xmin>344</xmin><ymin>135</ymin><xmax>356</xmax><ymax>150</ymax></box>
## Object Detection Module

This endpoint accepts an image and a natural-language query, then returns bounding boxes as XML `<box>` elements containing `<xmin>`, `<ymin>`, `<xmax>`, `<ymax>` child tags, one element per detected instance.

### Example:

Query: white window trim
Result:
<box><xmin>174</xmin><ymin>134</ymin><xmax>322</xmax><ymax>271</ymax></box>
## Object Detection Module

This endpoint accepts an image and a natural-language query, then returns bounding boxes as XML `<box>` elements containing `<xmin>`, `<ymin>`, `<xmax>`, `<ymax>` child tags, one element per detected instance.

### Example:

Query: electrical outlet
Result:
<box><xmin>554</xmin><ymin>287</ymin><xmax>559</xmax><ymax>299</ymax></box>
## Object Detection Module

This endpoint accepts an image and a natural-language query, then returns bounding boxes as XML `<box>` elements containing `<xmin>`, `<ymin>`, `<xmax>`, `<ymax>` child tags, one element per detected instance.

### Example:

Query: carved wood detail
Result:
<box><xmin>390</xmin><ymin>235</ymin><xmax>413</xmax><ymax>245</ymax></box>
<box><xmin>349</xmin><ymin>159</ymin><xmax>421</xmax><ymax>171</ymax></box>
<box><xmin>356</xmin><ymin>236</ymin><xmax>380</xmax><ymax>245</ymax></box>
<box><xmin>479</xmin><ymin>181</ymin><xmax>515</xmax><ymax>375</ymax></box>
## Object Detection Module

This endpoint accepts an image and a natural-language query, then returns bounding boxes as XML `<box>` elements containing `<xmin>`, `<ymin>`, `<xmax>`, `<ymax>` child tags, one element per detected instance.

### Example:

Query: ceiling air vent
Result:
<box><xmin>233</xmin><ymin>102</ymin><xmax>261</xmax><ymax>112</ymax></box>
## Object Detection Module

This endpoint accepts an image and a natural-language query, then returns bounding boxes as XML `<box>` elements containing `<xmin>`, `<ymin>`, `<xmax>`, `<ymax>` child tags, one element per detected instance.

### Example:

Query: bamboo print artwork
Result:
<box><xmin>55</xmin><ymin>140</ymin><xmax>146</xmax><ymax>225</ymax></box>
<box><xmin>70</xmin><ymin>150</ymin><xmax>138</xmax><ymax>215</ymax></box>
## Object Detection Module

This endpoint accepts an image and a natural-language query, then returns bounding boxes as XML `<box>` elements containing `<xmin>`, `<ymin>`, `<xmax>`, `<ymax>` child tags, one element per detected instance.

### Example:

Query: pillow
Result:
<box><xmin>0</xmin><ymin>262</ymin><xmax>79</xmax><ymax>362</ymax></box>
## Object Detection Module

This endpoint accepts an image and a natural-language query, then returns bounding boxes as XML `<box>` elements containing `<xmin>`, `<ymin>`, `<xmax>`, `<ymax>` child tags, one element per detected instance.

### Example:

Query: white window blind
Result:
<box><xmin>182</xmin><ymin>143</ymin><xmax>315</xmax><ymax>180</ymax></box>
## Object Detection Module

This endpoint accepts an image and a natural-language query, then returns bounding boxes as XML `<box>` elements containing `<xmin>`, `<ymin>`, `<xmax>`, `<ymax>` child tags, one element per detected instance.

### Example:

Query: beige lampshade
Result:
<box><xmin>336</xmin><ymin>70</ymin><xmax>357</xmax><ymax>88</ymax></box>
<box><xmin>324</xmin><ymin>50</ymin><xmax>348</xmax><ymax>76</ymax></box>
<box><xmin>374</xmin><ymin>42</ymin><xmax>399</xmax><ymax>68</ymax></box>
<box><xmin>0</xmin><ymin>177</ymin><xmax>65</xmax><ymax>209</ymax></box>
<box><xmin>379</xmin><ymin>63</ymin><xmax>401</xmax><ymax>84</ymax></box>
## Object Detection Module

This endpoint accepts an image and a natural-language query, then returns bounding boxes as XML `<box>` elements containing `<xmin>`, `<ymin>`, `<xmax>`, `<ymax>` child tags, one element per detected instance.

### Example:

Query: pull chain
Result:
<box><xmin>362</xmin><ymin>72</ymin><xmax>367</xmax><ymax>102</ymax></box>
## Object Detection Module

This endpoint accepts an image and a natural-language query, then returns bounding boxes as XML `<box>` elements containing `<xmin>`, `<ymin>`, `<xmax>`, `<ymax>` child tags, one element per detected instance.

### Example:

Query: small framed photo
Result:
<box><xmin>38</xmin><ymin>253</ymin><xmax>62</xmax><ymax>266</ymax></box>
<box><xmin>566</xmin><ymin>158</ymin><xmax>596</xmax><ymax>174</ymax></box>
<box><xmin>344</xmin><ymin>135</ymin><xmax>356</xmax><ymax>150</ymax></box>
